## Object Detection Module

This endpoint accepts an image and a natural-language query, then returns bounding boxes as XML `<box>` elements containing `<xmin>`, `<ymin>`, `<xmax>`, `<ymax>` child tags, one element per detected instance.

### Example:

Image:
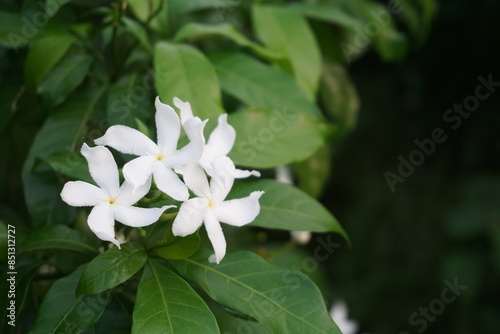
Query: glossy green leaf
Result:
<box><xmin>22</xmin><ymin>86</ymin><xmax>106</xmax><ymax>226</ymax></box>
<box><xmin>252</xmin><ymin>4</ymin><xmax>321</xmax><ymax>99</ymax></box>
<box><xmin>132</xmin><ymin>259</ymin><xmax>219</xmax><ymax>334</ymax></box>
<box><xmin>320</xmin><ymin>63</ymin><xmax>359</xmax><ymax>130</ymax></box>
<box><xmin>289</xmin><ymin>3</ymin><xmax>363</xmax><ymax>30</ymax></box>
<box><xmin>154</xmin><ymin>42</ymin><xmax>224</xmax><ymax>119</ymax></box>
<box><xmin>41</xmin><ymin>150</ymin><xmax>93</xmax><ymax>184</ymax></box>
<box><xmin>77</xmin><ymin>242</ymin><xmax>147</xmax><ymax>296</ymax></box>
<box><xmin>228</xmin><ymin>179</ymin><xmax>347</xmax><ymax>238</ymax></box>
<box><xmin>228</xmin><ymin>108</ymin><xmax>324</xmax><ymax>168</ymax></box>
<box><xmin>24</xmin><ymin>34</ymin><xmax>76</xmax><ymax>91</ymax></box>
<box><xmin>175</xmin><ymin>22</ymin><xmax>282</xmax><ymax>61</ymax></box>
<box><xmin>122</xmin><ymin>17</ymin><xmax>152</xmax><ymax>52</ymax></box>
<box><xmin>209</xmin><ymin>52</ymin><xmax>322</xmax><ymax>119</ymax></box>
<box><xmin>152</xmin><ymin>225</ymin><xmax>201</xmax><ymax>260</ymax></box>
<box><xmin>107</xmin><ymin>73</ymin><xmax>152</xmax><ymax>128</ymax></box>
<box><xmin>171</xmin><ymin>250</ymin><xmax>341</xmax><ymax>334</ymax></box>
<box><xmin>19</xmin><ymin>224</ymin><xmax>97</xmax><ymax>254</ymax></box>
<box><xmin>169</xmin><ymin>0</ymin><xmax>235</xmax><ymax>15</ymax></box>
<box><xmin>93</xmin><ymin>294</ymin><xmax>132</xmax><ymax>334</ymax></box>
<box><xmin>30</xmin><ymin>266</ymin><xmax>110</xmax><ymax>334</ymax></box>
<box><xmin>38</xmin><ymin>54</ymin><xmax>93</xmax><ymax>109</ymax></box>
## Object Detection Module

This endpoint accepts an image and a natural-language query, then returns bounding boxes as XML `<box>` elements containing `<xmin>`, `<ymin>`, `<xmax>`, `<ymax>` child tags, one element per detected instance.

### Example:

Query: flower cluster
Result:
<box><xmin>61</xmin><ymin>97</ymin><xmax>263</xmax><ymax>263</ymax></box>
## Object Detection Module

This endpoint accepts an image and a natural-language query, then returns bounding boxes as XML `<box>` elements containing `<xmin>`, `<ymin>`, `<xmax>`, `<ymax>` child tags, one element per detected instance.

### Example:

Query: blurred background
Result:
<box><xmin>1</xmin><ymin>0</ymin><xmax>500</xmax><ymax>333</ymax></box>
<box><xmin>319</xmin><ymin>0</ymin><xmax>500</xmax><ymax>333</ymax></box>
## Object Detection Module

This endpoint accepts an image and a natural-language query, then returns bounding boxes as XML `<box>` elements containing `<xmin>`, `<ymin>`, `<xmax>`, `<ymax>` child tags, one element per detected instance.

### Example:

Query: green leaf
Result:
<box><xmin>228</xmin><ymin>108</ymin><xmax>324</xmax><ymax>168</ymax></box>
<box><xmin>30</xmin><ymin>265</ymin><xmax>110</xmax><ymax>334</ymax></box>
<box><xmin>24</xmin><ymin>34</ymin><xmax>76</xmax><ymax>92</ymax></box>
<box><xmin>174</xmin><ymin>22</ymin><xmax>282</xmax><ymax>61</ymax></box>
<box><xmin>38</xmin><ymin>54</ymin><xmax>93</xmax><ymax>109</ymax></box>
<box><xmin>122</xmin><ymin>17</ymin><xmax>152</xmax><ymax>52</ymax></box>
<box><xmin>22</xmin><ymin>86</ymin><xmax>106</xmax><ymax>226</ymax></box>
<box><xmin>169</xmin><ymin>0</ymin><xmax>236</xmax><ymax>15</ymax></box>
<box><xmin>1</xmin><ymin>261</ymin><xmax>42</xmax><ymax>334</ymax></box>
<box><xmin>107</xmin><ymin>73</ymin><xmax>152</xmax><ymax>128</ymax></box>
<box><xmin>40</xmin><ymin>150</ymin><xmax>93</xmax><ymax>184</ymax></box>
<box><xmin>209</xmin><ymin>52</ymin><xmax>322</xmax><ymax>119</ymax></box>
<box><xmin>19</xmin><ymin>224</ymin><xmax>97</xmax><ymax>254</ymax></box>
<box><xmin>320</xmin><ymin>63</ymin><xmax>359</xmax><ymax>130</ymax></box>
<box><xmin>154</xmin><ymin>41</ymin><xmax>224</xmax><ymax>119</ymax></box>
<box><xmin>228</xmin><ymin>179</ymin><xmax>347</xmax><ymax>238</ymax></box>
<box><xmin>77</xmin><ymin>242</ymin><xmax>147</xmax><ymax>296</ymax></box>
<box><xmin>152</xmin><ymin>225</ymin><xmax>201</xmax><ymax>259</ymax></box>
<box><xmin>0</xmin><ymin>11</ymin><xmax>30</xmax><ymax>49</ymax></box>
<box><xmin>252</xmin><ymin>4</ymin><xmax>321</xmax><ymax>100</ymax></box>
<box><xmin>171</xmin><ymin>250</ymin><xmax>341</xmax><ymax>334</ymax></box>
<box><xmin>289</xmin><ymin>3</ymin><xmax>364</xmax><ymax>30</ymax></box>
<box><xmin>132</xmin><ymin>259</ymin><xmax>219</xmax><ymax>333</ymax></box>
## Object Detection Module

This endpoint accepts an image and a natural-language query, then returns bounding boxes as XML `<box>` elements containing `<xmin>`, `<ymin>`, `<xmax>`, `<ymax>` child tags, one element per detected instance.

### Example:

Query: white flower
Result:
<box><xmin>60</xmin><ymin>144</ymin><xmax>174</xmax><ymax>248</ymax></box>
<box><xmin>329</xmin><ymin>300</ymin><xmax>359</xmax><ymax>334</ymax></box>
<box><xmin>172</xmin><ymin>157</ymin><xmax>264</xmax><ymax>264</ymax></box>
<box><xmin>95</xmin><ymin>97</ymin><xmax>205</xmax><ymax>201</ymax></box>
<box><xmin>173</xmin><ymin>97</ymin><xmax>260</xmax><ymax>179</ymax></box>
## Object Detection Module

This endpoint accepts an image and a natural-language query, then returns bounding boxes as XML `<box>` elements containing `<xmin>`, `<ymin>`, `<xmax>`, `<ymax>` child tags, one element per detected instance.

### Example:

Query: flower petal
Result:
<box><xmin>113</xmin><ymin>204</ymin><xmax>174</xmax><ymax>227</ymax></box>
<box><xmin>172</xmin><ymin>197</ymin><xmax>208</xmax><ymax>237</ymax></box>
<box><xmin>123</xmin><ymin>155</ymin><xmax>157</xmax><ymax>191</ymax></box>
<box><xmin>233</xmin><ymin>168</ymin><xmax>261</xmax><ymax>178</ymax></box>
<box><xmin>215</xmin><ymin>191</ymin><xmax>264</xmax><ymax>226</ymax></box>
<box><xmin>88</xmin><ymin>203</ymin><xmax>120</xmax><ymax>248</ymax></box>
<box><xmin>210</xmin><ymin>165</ymin><xmax>234</xmax><ymax>204</ymax></box>
<box><xmin>173</xmin><ymin>97</ymin><xmax>194</xmax><ymax>125</ymax></box>
<box><xmin>60</xmin><ymin>181</ymin><xmax>107</xmax><ymax>207</ymax></box>
<box><xmin>206</xmin><ymin>114</ymin><xmax>236</xmax><ymax>157</ymax></box>
<box><xmin>155</xmin><ymin>97</ymin><xmax>180</xmax><ymax>155</ymax></box>
<box><xmin>95</xmin><ymin>125</ymin><xmax>158</xmax><ymax>156</ymax></box>
<box><xmin>153</xmin><ymin>163</ymin><xmax>189</xmax><ymax>201</ymax></box>
<box><xmin>182</xmin><ymin>162</ymin><xmax>210</xmax><ymax>199</ymax></box>
<box><xmin>81</xmin><ymin>144</ymin><xmax>120</xmax><ymax>196</ymax></box>
<box><xmin>117</xmin><ymin>178</ymin><xmax>152</xmax><ymax>206</ymax></box>
<box><xmin>204</xmin><ymin>209</ymin><xmax>226</xmax><ymax>264</ymax></box>
<box><xmin>166</xmin><ymin>135</ymin><xmax>204</xmax><ymax>169</ymax></box>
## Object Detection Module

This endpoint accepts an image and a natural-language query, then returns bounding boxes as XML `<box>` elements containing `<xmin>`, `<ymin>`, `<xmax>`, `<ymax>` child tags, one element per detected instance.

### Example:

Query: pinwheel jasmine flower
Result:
<box><xmin>60</xmin><ymin>144</ymin><xmax>174</xmax><ymax>248</ymax></box>
<box><xmin>95</xmin><ymin>97</ymin><xmax>204</xmax><ymax>201</ymax></box>
<box><xmin>173</xmin><ymin>97</ymin><xmax>260</xmax><ymax>178</ymax></box>
<box><xmin>172</xmin><ymin>157</ymin><xmax>264</xmax><ymax>264</ymax></box>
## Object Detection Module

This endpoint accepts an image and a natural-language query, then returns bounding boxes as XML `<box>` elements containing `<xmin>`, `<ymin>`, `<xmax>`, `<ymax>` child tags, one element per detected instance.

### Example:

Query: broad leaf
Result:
<box><xmin>154</xmin><ymin>42</ymin><xmax>224</xmax><ymax>119</ymax></box>
<box><xmin>122</xmin><ymin>17</ymin><xmax>152</xmax><ymax>52</ymax></box>
<box><xmin>0</xmin><ymin>11</ymin><xmax>31</xmax><ymax>49</ymax></box>
<box><xmin>132</xmin><ymin>260</ymin><xmax>219</xmax><ymax>334</ymax></box>
<box><xmin>22</xmin><ymin>87</ymin><xmax>106</xmax><ymax>226</ymax></box>
<box><xmin>320</xmin><ymin>63</ymin><xmax>359</xmax><ymax>130</ymax></box>
<box><xmin>209</xmin><ymin>52</ymin><xmax>322</xmax><ymax>119</ymax></box>
<box><xmin>152</xmin><ymin>225</ymin><xmax>201</xmax><ymax>260</ymax></box>
<box><xmin>228</xmin><ymin>108</ymin><xmax>324</xmax><ymax>168</ymax></box>
<box><xmin>107</xmin><ymin>73</ymin><xmax>152</xmax><ymax>128</ymax></box>
<box><xmin>171</xmin><ymin>250</ymin><xmax>341</xmax><ymax>334</ymax></box>
<box><xmin>252</xmin><ymin>4</ymin><xmax>321</xmax><ymax>99</ymax></box>
<box><xmin>38</xmin><ymin>54</ymin><xmax>93</xmax><ymax>109</ymax></box>
<box><xmin>24</xmin><ymin>34</ymin><xmax>75</xmax><ymax>92</ymax></box>
<box><xmin>228</xmin><ymin>179</ymin><xmax>347</xmax><ymax>238</ymax></box>
<box><xmin>289</xmin><ymin>3</ymin><xmax>363</xmax><ymax>30</ymax></box>
<box><xmin>30</xmin><ymin>266</ymin><xmax>110</xmax><ymax>334</ymax></box>
<box><xmin>77</xmin><ymin>242</ymin><xmax>147</xmax><ymax>296</ymax></box>
<box><xmin>40</xmin><ymin>150</ymin><xmax>93</xmax><ymax>184</ymax></box>
<box><xmin>175</xmin><ymin>22</ymin><xmax>282</xmax><ymax>61</ymax></box>
<box><xmin>19</xmin><ymin>224</ymin><xmax>97</xmax><ymax>254</ymax></box>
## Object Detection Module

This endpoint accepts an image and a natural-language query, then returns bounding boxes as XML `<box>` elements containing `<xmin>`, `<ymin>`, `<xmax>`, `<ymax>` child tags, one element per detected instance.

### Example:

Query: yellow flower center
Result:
<box><xmin>156</xmin><ymin>153</ymin><xmax>165</xmax><ymax>161</ymax></box>
<box><xmin>107</xmin><ymin>197</ymin><xmax>116</xmax><ymax>205</ymax></box>
<box><xmin>208</xmin><ymin>200</ymin><xmax>216</xmax><ymax>208</ymax></box>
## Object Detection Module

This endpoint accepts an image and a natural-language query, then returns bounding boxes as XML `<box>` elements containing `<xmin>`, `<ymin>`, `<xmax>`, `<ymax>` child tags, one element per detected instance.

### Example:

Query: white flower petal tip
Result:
<box><xmin>208</xmin><ymin>254</ymin><xmax>220</xmax><ymax>264</ymax></box>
